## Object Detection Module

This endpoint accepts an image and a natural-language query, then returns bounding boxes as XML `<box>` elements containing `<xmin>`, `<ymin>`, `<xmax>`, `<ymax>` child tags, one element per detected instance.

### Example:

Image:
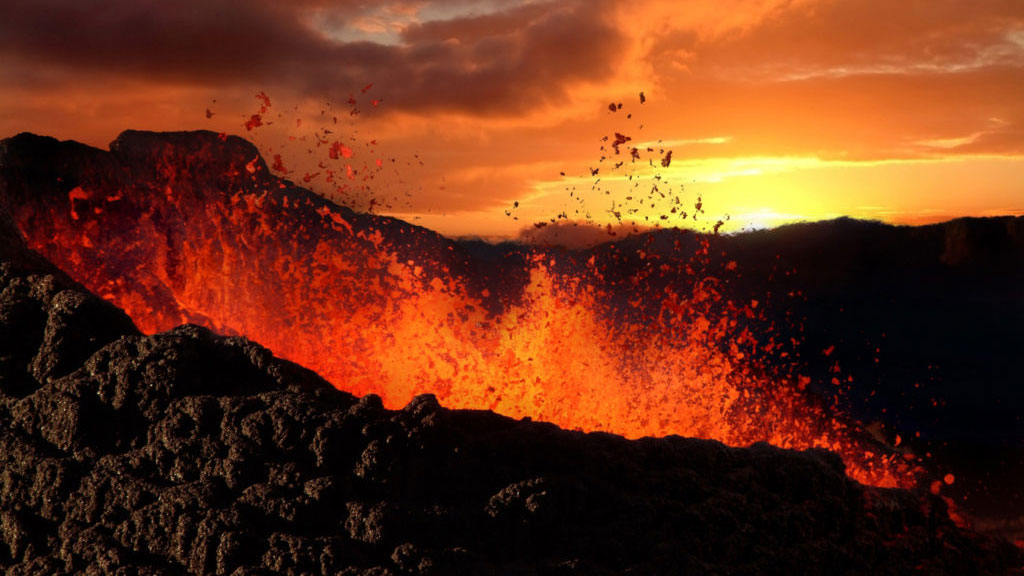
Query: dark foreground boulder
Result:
<box><xmin>0</xmin><ymin>246</ymin><xmax>1021</xmax><ymax>575</ymax></box>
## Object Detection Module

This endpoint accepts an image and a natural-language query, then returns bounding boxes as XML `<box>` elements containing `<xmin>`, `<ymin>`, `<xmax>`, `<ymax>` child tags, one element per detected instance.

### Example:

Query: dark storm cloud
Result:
<box><xmin>0</xmin><ymin>0</ymin><xmax>320</xmax><ymax>81</ymax></box>
<box><xmin>378</xmin><ymin>2</ymin><xmax>623</xmax><ymax>112</ymax></box>
<box><xmin>0</xmin><ymin>0</ymin><xmax>625</xmax><ymax>115</ymax></box>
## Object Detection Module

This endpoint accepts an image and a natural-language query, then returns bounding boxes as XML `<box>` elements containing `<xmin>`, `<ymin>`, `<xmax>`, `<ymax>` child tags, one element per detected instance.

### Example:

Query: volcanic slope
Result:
<box><xmin>0</xmin><ymin>217</ymin><xmax>1021</xmax><ymax>575</ymax></box>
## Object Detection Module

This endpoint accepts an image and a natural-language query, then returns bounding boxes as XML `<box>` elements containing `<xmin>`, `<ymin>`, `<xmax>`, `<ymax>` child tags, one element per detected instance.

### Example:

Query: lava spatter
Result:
<box><xmin>3</xmin><ymin>130</ymin><xmax>923</xmax><ymax>490</ymax></box>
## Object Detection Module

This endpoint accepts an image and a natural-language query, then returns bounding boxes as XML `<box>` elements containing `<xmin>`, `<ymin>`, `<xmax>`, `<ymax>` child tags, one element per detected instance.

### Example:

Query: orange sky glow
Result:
<box><xmin>1</xmin><ymin>0</ymin><xmax>1021</xmax><ymax>239</ymax></box>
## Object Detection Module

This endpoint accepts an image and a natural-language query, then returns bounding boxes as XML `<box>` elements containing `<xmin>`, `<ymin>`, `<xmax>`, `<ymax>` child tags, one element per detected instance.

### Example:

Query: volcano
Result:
<box><xmin>0</xmin><ymin>131</ymin><xmax>1022</xmax><ymax>573</ymax></box>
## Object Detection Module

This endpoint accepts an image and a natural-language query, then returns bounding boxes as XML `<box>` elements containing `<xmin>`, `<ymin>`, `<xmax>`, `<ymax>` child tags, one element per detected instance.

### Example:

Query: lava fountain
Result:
<box><xmin>1</xmin><ymin>129</ymin><xmax>922</xmax><ymax>489</ymax></box>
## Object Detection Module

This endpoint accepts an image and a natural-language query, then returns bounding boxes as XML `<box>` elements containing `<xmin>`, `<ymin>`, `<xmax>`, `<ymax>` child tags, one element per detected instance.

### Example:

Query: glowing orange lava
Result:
<box><xmin>12</xmin><ymin>131</ymin><xmax>922</xmax><ymax>489</ymax></box>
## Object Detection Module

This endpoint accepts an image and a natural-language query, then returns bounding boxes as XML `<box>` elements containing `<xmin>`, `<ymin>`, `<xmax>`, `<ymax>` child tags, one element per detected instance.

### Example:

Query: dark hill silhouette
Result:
<box><xmin>562</xmin><ymin>216</ymin><xmax>1024</xmax><ymax>440</ymax></box>
<box><xmin>478</xmin><ymin>216</ymin><xmax>1024</xmax><ymax>534</ymax></box>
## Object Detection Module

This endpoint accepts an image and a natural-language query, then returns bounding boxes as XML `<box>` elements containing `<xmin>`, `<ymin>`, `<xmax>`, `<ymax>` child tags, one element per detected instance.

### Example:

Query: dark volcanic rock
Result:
<box><xmin>0</xmin><ymin>233</ymin><xmax>1020</xmax><ymax>574</ymax></box>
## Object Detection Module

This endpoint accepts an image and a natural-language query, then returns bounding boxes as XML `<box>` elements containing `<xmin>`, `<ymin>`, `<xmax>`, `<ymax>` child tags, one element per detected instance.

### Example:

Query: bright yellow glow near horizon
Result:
<box><xmin>408</xmin><ymin>154</ymin><xmax>1024</xmax><ymax>240</ymax></box>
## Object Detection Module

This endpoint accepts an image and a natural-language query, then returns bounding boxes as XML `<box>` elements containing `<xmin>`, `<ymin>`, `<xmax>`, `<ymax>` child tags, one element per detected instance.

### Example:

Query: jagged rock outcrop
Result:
<box><xmin>0</xmin><ymin>228</ymin><xmax>1021</xmax><ymax>574</ymax></box>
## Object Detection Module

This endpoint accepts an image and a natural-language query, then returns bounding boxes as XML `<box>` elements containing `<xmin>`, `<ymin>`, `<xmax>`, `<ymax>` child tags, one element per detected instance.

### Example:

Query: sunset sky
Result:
<box><xmin>2</xmin><ymin>0</ymin><xmax>1022</xmax><ymax>239</ymax></box>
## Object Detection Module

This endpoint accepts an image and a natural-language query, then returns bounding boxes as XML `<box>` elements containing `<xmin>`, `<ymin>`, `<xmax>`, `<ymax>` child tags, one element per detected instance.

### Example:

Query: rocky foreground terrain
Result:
<box><xmin>0</xmin><ymin>212</ymin><xmax>1021</xmax><ymax>575</ymax></box>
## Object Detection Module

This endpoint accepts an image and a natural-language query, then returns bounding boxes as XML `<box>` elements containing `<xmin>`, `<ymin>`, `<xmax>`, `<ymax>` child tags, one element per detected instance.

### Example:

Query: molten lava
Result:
<box><xmin>9</xmin><ymin>131</ymin><xmax>922</xmax><ymax>489</ymax></box>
